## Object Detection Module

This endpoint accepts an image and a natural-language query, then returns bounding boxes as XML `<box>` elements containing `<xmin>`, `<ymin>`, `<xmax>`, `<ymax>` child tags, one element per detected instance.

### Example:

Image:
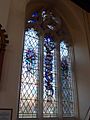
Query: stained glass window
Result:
<box><xmin>19</xmin><ymin>28</ymin><xmax>39</xmax><ymax>118</ymax></box>
<box><xmin>43</xmin><ymin>34</ymin><xmax>58</xmax><ymax>117</ymax></box>
<box><xmin>60</xmin><ymin>41</ymin><xmax>74</xmax><ymax>117</ymax></box>
<box><xmin>18</xmin><ymin>9</ymin><xmax>76</xmax><ymax>119</ymax></box>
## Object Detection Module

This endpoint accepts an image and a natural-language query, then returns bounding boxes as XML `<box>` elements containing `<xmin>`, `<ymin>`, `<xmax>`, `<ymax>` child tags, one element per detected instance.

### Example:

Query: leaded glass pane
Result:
<box><xmin>19</xmin><ymin>28</ymin><xmax>39</xmax><ymax>118</ymax></box>
<box><xmin>43</xmin><ymin>34</ymin><xmax>58</xmax><ymax>117</ymax></box>
<box><xmin>60</xmin><ymin>41</ymin><xmax>74</xmax><ymax>117</ymax></box>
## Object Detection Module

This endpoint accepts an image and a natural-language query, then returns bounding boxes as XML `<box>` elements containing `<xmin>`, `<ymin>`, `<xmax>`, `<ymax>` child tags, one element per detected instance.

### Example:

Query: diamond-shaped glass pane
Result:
<box><xmin>19</xmin><ymin>28</ymin><xmax>39</xmax><ymax>118</ymax></box>
<box><xmin>60</xmin><ymin>41</ymin><xmax>74</xmax><ymax>117</ymax></box>
<box><xmin>43</xmin><ymin>35</ymin><xmax>58</xmax><ymax>117</ymax></box>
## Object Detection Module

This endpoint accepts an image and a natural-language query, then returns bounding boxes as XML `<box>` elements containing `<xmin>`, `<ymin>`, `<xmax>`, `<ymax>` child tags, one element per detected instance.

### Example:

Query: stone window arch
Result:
<box><xmin>18</xmin><ymin>2</ymin><xmax>78</xmax><ymax>119</ymax></box>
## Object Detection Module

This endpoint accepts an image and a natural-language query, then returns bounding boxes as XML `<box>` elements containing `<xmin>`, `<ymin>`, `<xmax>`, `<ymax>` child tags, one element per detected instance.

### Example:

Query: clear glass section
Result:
<box><xmin>43</xmin><ymin>35</ymin><xmax>58</xmax><ymax>117</ymax></box>
<box><xmin>19</xmin><ymin>28</ymin><xmax>39</xmax><ymax>118</ymax></box>
<box><xmin>60</xmin><ymin>41</ymin><xmax>74</xmax><ymax>117</ymax></box>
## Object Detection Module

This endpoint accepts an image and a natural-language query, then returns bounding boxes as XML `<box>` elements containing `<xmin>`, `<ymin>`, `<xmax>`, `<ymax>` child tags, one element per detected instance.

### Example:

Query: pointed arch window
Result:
<box><xmin>18</xmin><ymin>9</ymin><xmax>77</xmax><ymax>119</ymax></box>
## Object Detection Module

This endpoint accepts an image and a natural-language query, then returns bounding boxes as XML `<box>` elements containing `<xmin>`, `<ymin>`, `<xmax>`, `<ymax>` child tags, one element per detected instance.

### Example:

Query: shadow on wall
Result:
<box><xmin>84</xmin><ymin>107</ymin><xmax>90</xmax><ymax>120</ymax></box>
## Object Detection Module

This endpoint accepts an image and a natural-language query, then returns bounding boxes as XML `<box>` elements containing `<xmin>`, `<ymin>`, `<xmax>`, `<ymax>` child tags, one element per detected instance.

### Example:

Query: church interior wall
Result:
<box><xmin>0</xmin><ymin>0</ymin><xmax>90</xmax><ymax>120</ymax></box>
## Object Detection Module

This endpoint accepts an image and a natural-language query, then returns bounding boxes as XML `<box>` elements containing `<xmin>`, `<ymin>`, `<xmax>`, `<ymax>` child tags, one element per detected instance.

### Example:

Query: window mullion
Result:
<box><xmin>56</xmin><ymin>41</ymin><xmax>63</xmax><ymax>119</ymax></box>
<box><xmin>38</xmin><ymin>36</ymin><xmax>44</xmax><ymax>119</ymax></box>
<box><xmin>70</xmin><ymin>47</ymin><xmax>79</xmax><ymax>118</ymax></box>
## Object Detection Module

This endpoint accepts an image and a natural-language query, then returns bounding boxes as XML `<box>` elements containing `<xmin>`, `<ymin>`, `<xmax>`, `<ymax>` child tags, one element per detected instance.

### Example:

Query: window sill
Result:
<box><xmin>18</xmin><ymin>117</ymin><xmax>79</xmax><ymax>120</ymax></box>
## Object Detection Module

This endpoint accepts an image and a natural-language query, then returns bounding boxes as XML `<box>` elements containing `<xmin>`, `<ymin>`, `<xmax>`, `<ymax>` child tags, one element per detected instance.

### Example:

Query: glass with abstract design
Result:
<box><xmin>60</xmin><ymin>41</ymin><xmax>74</xmax><ymax>117</ymax></box>
<box><xmin>43</xmin><ymin>34</ymin><xmax>58</xmax><ymax>117</ymax></box>
<box><xmin>18</xmin><ymin>8</ymin><xmax>75</xmax><ymax>119</ymax></box>
<box><xmin>19</xmin><ymin>28</ymin><xmax>39</xmax><ymax>118</ymax></box>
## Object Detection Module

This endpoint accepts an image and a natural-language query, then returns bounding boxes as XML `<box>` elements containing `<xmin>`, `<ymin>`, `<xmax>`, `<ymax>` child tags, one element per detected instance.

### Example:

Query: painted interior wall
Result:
<box><xmin>0</xmin><ymin>0</ymin><xmax>26</xmax><ymax>120</ymax></box>
<box><xmin>87</xmin><ymin>13</ymin><xmax>90</xmax><ymax>58</ymax></box>
<box><xmin>0</xmin><ymin>0</ymin><xmax>90</xmax><ymax>120</ymax></box>
<box><xmin>0</xmin><ymin>0</ymin><xmax>11</xmax><ymax>28</ymax></box>
<box><xmin>60</xmin><ymin>1</ymin><xmax>90</xmax><ymax>119</ymax></box>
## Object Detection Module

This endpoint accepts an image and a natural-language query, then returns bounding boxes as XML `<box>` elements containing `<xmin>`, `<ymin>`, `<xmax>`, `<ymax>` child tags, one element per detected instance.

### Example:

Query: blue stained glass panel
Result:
<box><xmin>60</xmin><ymin>41</ymin><xmax>74</xmax><ymax>117</ymax></box>
<box><xmin>43</xmin><ymin>35</ymin><xmax>58</xmax><ymax>117</ymax></box>
<box><xmin>19</xmin><ymin>28</ymin><xmax>39</xmax><ymax>118</ymax></box>
<box><xmin>32</xmin><ymin>11</ymin><xmax>38</xmax><ymax>17</ymax></box>
<box><xmin>28</xmin><ymin>19</ymin><xmax>37</xmax><ymax>23</ymax></box>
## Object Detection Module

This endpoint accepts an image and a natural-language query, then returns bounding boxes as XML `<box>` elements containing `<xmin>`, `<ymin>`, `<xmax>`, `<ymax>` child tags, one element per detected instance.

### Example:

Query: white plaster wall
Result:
<box><xmin>55</xmin><ymin>1</ymin><xmax>90</xmax><ymax>119</ymax></box>
<box><xmin>0</xmin><ymin>0</ymin><xmax>90</xmax><ymax>120</ymax></box>
<box><xmin>63</xmin><ymin>1</ymin><xmax>90</xmax><ymax>120</ymax></box>
<box><xmin>61</xmin><ymin>1</ymin><xmax>90</xmax><ymax>119</ymax></box>
<box><xmin>0</xmin><ymin>0</ymin><xmax>11</xmax><ymax>29</ymax></box>
<box><xmin>0</xmin><ymin>0</ymin><xmax>26</xmax><ymax>120</ymax></box>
